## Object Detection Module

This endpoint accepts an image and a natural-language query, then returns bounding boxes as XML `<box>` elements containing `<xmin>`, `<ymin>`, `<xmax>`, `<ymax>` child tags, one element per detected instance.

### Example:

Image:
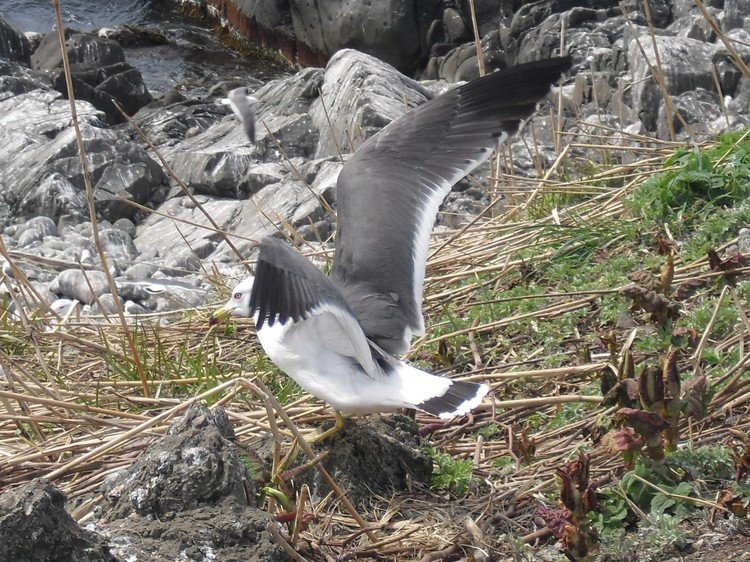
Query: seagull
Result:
<box><xmin>220</xmin><ymin>86</ymin><xmax>259</xmax><ymax>143</ymax></box>
<box><xmin>212</xmin><ymin>57</ymin><xmax>571</xmax><ymax>436</ymax></box>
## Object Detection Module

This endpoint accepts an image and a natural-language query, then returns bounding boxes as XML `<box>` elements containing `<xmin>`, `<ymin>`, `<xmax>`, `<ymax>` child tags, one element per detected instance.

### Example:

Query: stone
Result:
<box><xmin>309</xmin><ymin>49</ymin><xmax>430</xmax><ymax>159</ymax></box>
<box><xmin>102</xmin><ymin>403</ymin><xmax>248</xmax><ymax>519</ymax></box>
<box><xmin>99</xmin><ymin>403</ymin><xmax>284</xmax><ymax>562</ymax></box>
<box><xmin>50</xmin><ymin>269</ymin><xmax>110</xmax><ymax>304</ymax></box>
<box><xmin>0</xmin><ymin>17</ymin><xmax>31</xmax><ymax>65</ymax></box>
<box><xmin>0</xmin><ymin>479</ymin><xmax>117</xmax><ymax>562</ymax></box>
<box><xmin>627</xmin><ymin>35</ymin><xmax>720</xmax><ymax>132</ymax></box>
<box><xmin>98</xmin><ymin>228</ymin><xmax>137</xmax><ymax>262</ymax></box>
<box><xmin>442</xmin><ymin>7</ymin><xmax>467</xmax><ymax>43</ymax></box>
<box><xmin>302</xmin><ymin>414</ymin><xmax>432</xmax><ymax>507</ymax></box>
<box><xmin>657</xmin><ymin>88</ymin><xmax>724</xmax><ymax>139</ymax></box>
<box><xmin>32</xmin><ymin>30</ymin><xmax>151</xmax><ymax>123</ymax></box>
<box><xmin>287</xmin><ymin>0</ymin><xmax>440</xmax><ymax>73</ymax></box>
<box><xmin>16</xmin><ymin>216</ymin><xmax>57</xmax><ymax>247</ymax></box>
<box><xmin>0</xmin><ymin>90</ymin><xmax>167</xmax><ymax>224</ymax></box>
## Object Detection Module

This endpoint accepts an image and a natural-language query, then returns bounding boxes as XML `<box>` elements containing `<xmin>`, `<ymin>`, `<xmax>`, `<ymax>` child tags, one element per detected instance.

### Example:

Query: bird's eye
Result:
<box><xmin>234</xmin><ymin>292</ymin><xmax>242</xmax><ymax>300</ymax></box>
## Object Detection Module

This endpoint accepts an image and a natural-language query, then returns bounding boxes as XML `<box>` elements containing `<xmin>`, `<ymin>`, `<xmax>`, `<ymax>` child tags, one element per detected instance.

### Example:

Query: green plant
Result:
<box><xmin>428</xmin><ymin>447</ymin><xmax>473</xmax><ymax>496</ymax></box>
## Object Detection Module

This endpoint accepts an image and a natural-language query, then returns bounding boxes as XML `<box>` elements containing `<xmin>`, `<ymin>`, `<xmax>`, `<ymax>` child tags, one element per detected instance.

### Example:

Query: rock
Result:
<box><xmin>99</xmin><ymin>403</ymin><xmax>284</xmax><ymax>561</ymax></box>
<box><xmin>32</xmin><ymin>30</ymin><xmax>125</xmax><ymax>70</ymax></box>
<box><xmin>16</xmin><ymin>216</ymin><xmax>57</xmax><ymax>247</ymax></box>
<box><xmin>442</xmin><ymin>7</ymin><xmax>467</xmax><ymax>43</ymax></box>
<box><xmin>132</xmin><ymin>99</ymin><xmax>228</xmax><ymax>147</ymax></box>
<box><xmin>302</xmin><ymin>414</ymin><xmax>432</xmax><ymax>507</ymax></box>
<box><xmin>309</xmin><ymin>49</ymin><xmax>431</xmax><ymax>159</ymax></box>
<box><xmin>99</xmin><ymin>228</ymin><xmax>137</xmax><ymax>262</ymax></box>
<box><xmin>32</xmin><ymin>30</ymin><xmax>151</xmax><ymax>124</ymax></box>
<box><xmin>287</xmin><ymin>0</ymin><xmax>439</xmax><ymax>73</ymax></box>
<box><xmin>0</xmin><ymin>89</ymin><xmax>167</xmax><ymax>224</ymax></box>
<box><xmin>50</xmin><ymin>269</ymin><xmax>110</xmax><ymax>304</ymax></box>
<box><xmin>627</xmin><ymin>35</ymin><xmax>720</xmax><ymax>133</ymax></box>
<box><xmin>253</xmin><ymin>66</ymin><xmax>323</xmax><ymax>119</ymax></box>
<box><xmin>657</xmin><ymin>88</ymin><xmax>724</xmax><ymax>139</ymax></box>
<box><xmin>0</xmin><ymin>17</ymin><xmax>31</xmax><ymax>65</ymax></box>
<box><xmin>255</xmin><ymin>112</ymin><xmax>319</xmax><ymax>159</ymax></box>
<box><xmin>0</xmin><ymin>479</ymin><xmax>117</xmax><ymax>562</ymax></box>
<box><xmin>102</xmin><ymin>403</ymin><xmax>248</xmax><ymax>519</ymax></box>
<box><xmin>111</xmin><ymin>218</ymin><xmax>136</xmax><ymax>238</ymax></box>
<box><xmin>103</xmin><ymin>496</ymin><xmax>284</xmax><ymax>562</ymax></box>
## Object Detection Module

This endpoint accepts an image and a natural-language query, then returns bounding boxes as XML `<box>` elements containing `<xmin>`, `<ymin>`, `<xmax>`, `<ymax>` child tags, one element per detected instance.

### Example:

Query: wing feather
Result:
<box><xmin>332</xmin><ymin>57</ymin><xmax>571</xmax><ymax>354</ymax></box>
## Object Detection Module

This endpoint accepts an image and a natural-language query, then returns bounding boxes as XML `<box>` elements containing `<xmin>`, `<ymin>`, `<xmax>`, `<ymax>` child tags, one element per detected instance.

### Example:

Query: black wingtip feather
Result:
<box><xmin>417</xmin><ymin>380</ymin><xmax>487</xmax><ymax>418</ymax></box>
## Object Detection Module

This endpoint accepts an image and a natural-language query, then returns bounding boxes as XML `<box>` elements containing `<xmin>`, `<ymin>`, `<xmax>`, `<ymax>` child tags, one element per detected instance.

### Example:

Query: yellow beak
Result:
<box><xmin>209</xmin><ymin>303</ymin><xmax>233</xmax><ymax>326</ymax></box>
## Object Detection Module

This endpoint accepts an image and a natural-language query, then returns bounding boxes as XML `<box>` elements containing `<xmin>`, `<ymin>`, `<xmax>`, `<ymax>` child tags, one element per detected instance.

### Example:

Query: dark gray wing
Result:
<box><xmin>250</xmin><ymin>237</ymin><xmax>384</xmax><ymax>378</ymax></box>
<box><xmin>331</xmin><ymin>57</ymin><xmax>571</xmax><ymax>355</ymax></box>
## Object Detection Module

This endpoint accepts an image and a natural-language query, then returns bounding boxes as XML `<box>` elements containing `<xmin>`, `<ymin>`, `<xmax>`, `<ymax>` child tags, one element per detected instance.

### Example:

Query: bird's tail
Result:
<box><xmin>395</xmin><ymin>363</ymin><xmax>489</xmax><ymax>419</ymax></box>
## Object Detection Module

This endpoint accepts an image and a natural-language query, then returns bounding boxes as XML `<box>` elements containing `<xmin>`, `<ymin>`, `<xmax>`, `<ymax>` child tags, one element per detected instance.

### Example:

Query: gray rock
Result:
<box><xmin>32</xmin><ymin>30</ymin><xmax>151</xmax><ymax>124</ymax></box>
<box><xmin>111</xmin><ymin>218</ymin><xmax>136</xmax><ymax>238</ymax></box>
<box><xmin>99</xmin><ymin>228</ymin><xmax>137</xmax><ymax>262</ymax></box>
<box><xmin>288</xmin><ymin>0</ymin><xmax>438</xmax><ymax>73</ymax></box>
<box><xmin>253</xmin><ymin>66</ymin><xmax>323</xmax><ymax>119</ymax></box>
<box><xmin>0</xmin><ymin>90</ymin><xmax>166</xmax><ymax>224</ymax></box>
<box><xmin>0</xmin><ymin>17</ymin><xmax>31</xmax><ymax>65</ymax></box>
<box><xmin>255</xmin><ymin>111</ymin><xmax>319</xmax><ymax>159</ymax></box>
<box><xmin>443</xmin><ymin>7</ymin><xmax>467</xmax><ymax>43</ymax></box>
<box><xmin>99</xmin><ymin>403</ymin><xmax>284</xmax><ymax>561</ymax></box>
<box><xmin>50</xmin><ymin>269</ymin><xmax>110</xmax><ymax>304</ymax></box>
<box><xmin>627</xmin><ymin>35</ymin><xmax>720</xmax><ymax>133</ymax></box>
<box><xmin>309</xmin><ymin>49</ymin><xmax>431</xmax><ymax>159</ymax></box>
<box><xmin>102</xmin><ymin>403</ymin><xmax>247</xmax><ymax>519</ymax></box>
<box><xmin>0</xmin><ymin>479</ymin><xmax>117</xmax><ymax>562</ymax></box>
<box><xmin>32</xmin><ymin>30</ymin><xmax>124</xmax><ymax>71</ymax></box>
<box><xmin>302</xmin><ymin>414</ymin><xmax>432</xmax><ymax>508</ymax></box>
<box><xmin>133</xmin><ymin>100</ymin><xmax>228</xmax><ymax>147</ymax></box>
<box><xmin>16</xmin><ymin>216</ymin><xmax>57</xmax><ymax>247</ymax></box>
<box><xmin>723</xmin><ymin>0</ymin><xmax>750</xmax><ymax>32</ymax></box>
<box><xmin>667</xmin><ymin>12</ymin><xmax>718</xmax><ymax>42</ymax></box>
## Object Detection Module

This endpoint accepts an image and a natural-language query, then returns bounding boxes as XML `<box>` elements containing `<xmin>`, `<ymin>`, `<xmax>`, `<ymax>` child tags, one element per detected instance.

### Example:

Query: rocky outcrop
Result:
<box><xmin>310</xmin><ymin>49</ymin><xmax>431</xmax><ymax>158</ymax></box>
<box><xmin>204</xmin><ymin>0</ymin><xmax>441</xmax><ymax>72</ymax></box>
<box><xmin>0</xmin><ymin>479</ymin><xmax>118</xmax><ymax>562</ymax></box>
<box><xmin>32</xmin><ymin>30</ymin><xmax>152</xmax><ymax>123</ymax></box>
<box><xmin>100</xmin><ymin>403</ymin><xmax>285</xmax><ymax>562</ymax></box>
<box><xmin>0</xmin><ymin>17</ymin><xmax>31</xmax><ymax>64</ymax></box>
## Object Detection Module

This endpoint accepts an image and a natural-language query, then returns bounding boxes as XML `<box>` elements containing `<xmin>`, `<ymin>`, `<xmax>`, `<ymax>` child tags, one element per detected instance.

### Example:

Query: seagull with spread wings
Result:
<box><xmin>212</xmin><ymin>57</ymin><xmax>571</xmax><ymax>437</ymax></box>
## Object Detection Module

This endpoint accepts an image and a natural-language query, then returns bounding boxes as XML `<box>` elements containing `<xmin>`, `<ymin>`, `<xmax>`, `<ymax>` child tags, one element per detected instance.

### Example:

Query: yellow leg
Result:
<box><xmin>309</xmin><ymin>410</ymin><xmax>346</xmax><ymax>444</ymax></box>
<box><xmin>273</xmin><ymin>411</ymin><xmax>346</xmax><ymax>480</ymax></box>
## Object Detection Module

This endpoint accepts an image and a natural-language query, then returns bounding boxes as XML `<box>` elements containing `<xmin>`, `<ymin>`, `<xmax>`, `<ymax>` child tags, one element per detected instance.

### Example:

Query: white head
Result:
<box><xmin>211</xmin><ymin>276</ymin><xmax>255</xmax><ymax>324</ymax></box>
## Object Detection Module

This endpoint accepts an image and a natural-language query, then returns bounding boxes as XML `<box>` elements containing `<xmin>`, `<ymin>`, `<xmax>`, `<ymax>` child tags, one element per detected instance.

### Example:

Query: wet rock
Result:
<box><xmin>253</xmin><ymin>67</ymin><xmax>323</xmax><ymax>119</ymax></box>
<box><xmin>0</xmin><ymin>90</ymin><xmax>167</xmax><ymax>223</ymax></box>
<box><xmin>0</xmin><ymin>17</ymin><xmax>31</xmax><ymax>65</ymax></box>
<box><xmin>287</xmin><ymin>0</ymin><xmax>438</xmax><ymax>73</ymax></box>
<box><xmin>309</xmin><ymin>49</ymin><xmax>431</xmax><ymax>159</ymax></box>
<box><xmin>302</xmin><ymin>414</ymin><xmax>432</xmax><ymax>507</ymax></box>
<box><xmin>50</xmin><ymin>269</ymin><xmax>110</xmax><ymax>304</ymax></box>
<box><xmin>255</xmin><ymin>111</ymin><xmax>319</xmax><ymax>159</ymax></box>
<box><xmin>133</xmin><ymin>99</ymin><xmax>227</xmax><ymax>146</ymax></box>
<box><xmin>32</xmin><ymin>30</ymin><xmax>152</xmax><ymax>124</ymax></box>
<box><xmin>0</xmin><ymin>479</ymin><xmax>117</xmax><ymax>562</ymax></box>
<box><xmin>102</xmin><ymin>403</ymin><xmax>249</xmax><ymax>519</ymax></box>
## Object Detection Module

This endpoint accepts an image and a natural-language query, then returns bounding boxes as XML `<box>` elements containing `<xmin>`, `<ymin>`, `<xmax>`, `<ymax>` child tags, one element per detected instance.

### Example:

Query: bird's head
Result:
<box><xmin>209</xmin><ymin>276</ymin><xmax>255</xmax><ymax>325</ymax></box>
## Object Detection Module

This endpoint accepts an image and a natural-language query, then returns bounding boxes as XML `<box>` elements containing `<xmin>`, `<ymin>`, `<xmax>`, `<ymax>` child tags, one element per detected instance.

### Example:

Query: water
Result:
<box><xmin>0</xmin><ymin>0</ymin><xmax>151</xmax><ymax>34</ymax></box>
<box><xmin>0</xmin><ymin>0</ymin><xmax>285</xmax><ymax>93</ymax></box>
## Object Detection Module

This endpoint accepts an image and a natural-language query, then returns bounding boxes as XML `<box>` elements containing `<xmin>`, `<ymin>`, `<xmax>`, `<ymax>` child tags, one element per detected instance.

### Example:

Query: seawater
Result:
<box><xmin>0</xmin><ymin>0</ymin><xmax>151</xmax><ymax>33</ymax></box>
<box><xmin>0</xmin><ymin>0</ymin><xmax>285</xmax><ymax>94</ymax></box>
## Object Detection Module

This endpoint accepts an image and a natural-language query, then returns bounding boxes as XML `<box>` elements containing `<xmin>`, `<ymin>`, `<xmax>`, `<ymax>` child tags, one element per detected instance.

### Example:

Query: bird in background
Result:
<box><xmin>220</xmin><ymin>86</ymin><xmax>259</xmax><ymax>144</ymax></box>
<box><xmin>212</xmin><ymin>57</ymin><xmax>571</xmax><ymax>439</ymax></box>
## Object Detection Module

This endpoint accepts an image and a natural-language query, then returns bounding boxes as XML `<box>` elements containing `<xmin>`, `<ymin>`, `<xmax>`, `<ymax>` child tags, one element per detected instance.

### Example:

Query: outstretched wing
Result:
<box><xmin>249</xmin><ymin>237</ymin><xmax>383</xmax><ymax>378</ymax></box>
<box><xmin>331</xmin><ymin>57</ymin><xmax>571</xmax><ymax>355</ymax></box>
